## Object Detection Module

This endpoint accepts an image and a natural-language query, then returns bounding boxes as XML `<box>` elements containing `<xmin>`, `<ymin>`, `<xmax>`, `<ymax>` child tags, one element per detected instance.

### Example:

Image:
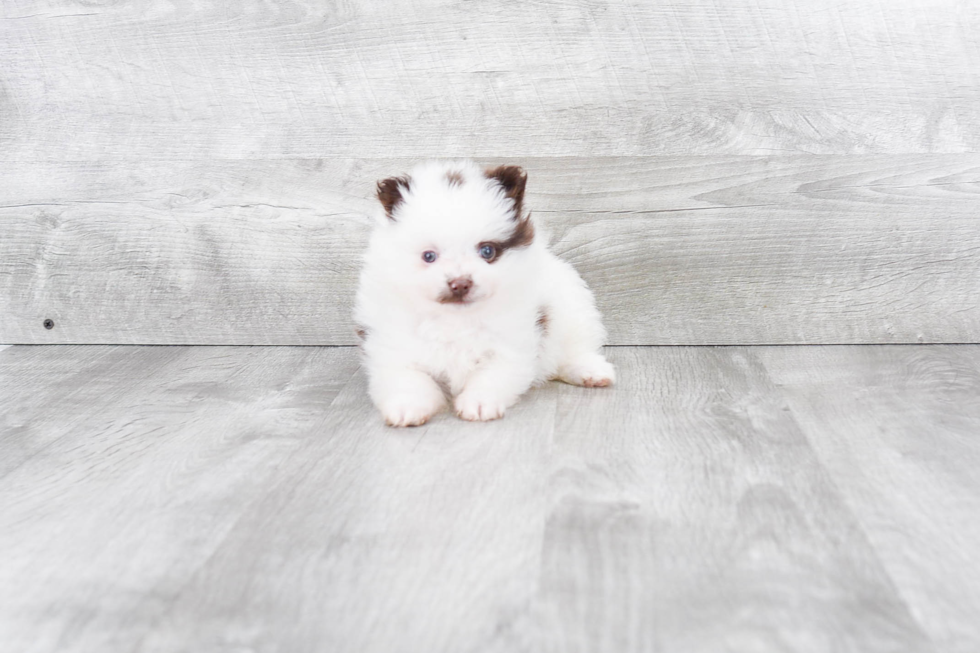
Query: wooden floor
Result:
<box><xmin>1</xmin><ymin>344</ymin><xmax>979</xmax><ymax>652</ymax></box>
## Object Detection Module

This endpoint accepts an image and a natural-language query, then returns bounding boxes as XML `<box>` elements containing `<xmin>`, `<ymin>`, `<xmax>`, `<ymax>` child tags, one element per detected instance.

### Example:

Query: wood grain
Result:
<box><xmin>0</xmin><ymin>160</ymin><xmax>369</xmax><ymax>345</ymax></box>
<box><xmin>2</xmin><ymin>156</ymin><xmax>978</xmax><ymax>345</ymax></box>
<box><xmin>5</xmin><ymin>344</ymin><xmax>978</xmax><ymax>651</ymax></box>
<box><xmin>761</xmin><ymin>345</ymin><xmax>980</xmax><ymax>653</ymax></box>
<box><xmin>0</xmin><ymin>345</ymin><xmax>182</xmax><ymax>477</ymax></box>
<box><xmin>1</xmin><ymin>0</ymin><xmax>978</xmax><ymax>159</ymax></box>
<box><xmin>137</xmin><ymin>369</ymin><xmax>559</xmax><ymax>653</ymax></box>
<box><xmin>0</xmin><ymin>345</ymin><xmax>361</xmax><ymax>652</ymax></box>
<box><xmin>536</xmin><ymin>347</ymin><xmax>931</xmax><ymax>652</ymax></box>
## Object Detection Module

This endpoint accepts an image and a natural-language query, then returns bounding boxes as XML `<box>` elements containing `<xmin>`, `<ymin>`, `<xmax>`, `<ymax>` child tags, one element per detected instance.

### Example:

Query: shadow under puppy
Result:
<box><xmin>355</xmin><ymin>161</ymin><xmax>614</xmax><ymax>426</ymax></box>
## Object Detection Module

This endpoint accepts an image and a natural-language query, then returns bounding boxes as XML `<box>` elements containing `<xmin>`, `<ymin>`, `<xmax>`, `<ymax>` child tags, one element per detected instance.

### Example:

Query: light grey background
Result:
<box><xmin>2</xmin><ymin>0</ymin><xmax>979</xmax><ymax>344</ymax></box>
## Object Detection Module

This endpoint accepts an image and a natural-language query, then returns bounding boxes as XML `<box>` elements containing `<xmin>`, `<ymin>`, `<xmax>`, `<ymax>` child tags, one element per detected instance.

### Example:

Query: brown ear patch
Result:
<box><xmin>485</xmin><ymin>165</ymin><xmax>527</xmax><ymax>220</ymax></box>
<box><xmin>376</xmin><ymin>176</ymin><xmax>411</xmax><ymax>220</ymax></box>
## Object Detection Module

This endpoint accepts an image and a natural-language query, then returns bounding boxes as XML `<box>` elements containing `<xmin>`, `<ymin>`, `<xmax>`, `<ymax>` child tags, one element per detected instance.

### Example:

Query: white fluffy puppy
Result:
<box><xmin>355</xmin><ymin>160</ymin><xmax>614</xmax><ymax>426</ymax></box>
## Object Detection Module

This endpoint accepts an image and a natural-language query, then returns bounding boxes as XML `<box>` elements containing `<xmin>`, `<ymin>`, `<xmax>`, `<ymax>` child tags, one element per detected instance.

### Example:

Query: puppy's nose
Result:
<box><xmin>447</xmin><ymin>276</ymin><xmax>473</xmax><ymax>298</ymax></box>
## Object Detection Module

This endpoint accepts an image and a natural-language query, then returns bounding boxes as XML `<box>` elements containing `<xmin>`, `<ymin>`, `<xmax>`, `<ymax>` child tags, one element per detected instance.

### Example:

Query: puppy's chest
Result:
<box><xmin>411</xmin><ymin>309</ymin><xmax>537</xmax><ymax>391</ymax></box>
<box><xmin>415</xmin><ymin>318</ymin><xmax>495</xmax><ymax>373</ymax></box>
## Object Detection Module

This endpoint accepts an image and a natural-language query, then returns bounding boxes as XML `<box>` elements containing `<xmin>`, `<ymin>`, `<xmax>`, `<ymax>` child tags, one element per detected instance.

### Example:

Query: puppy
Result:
<box><xmin>354</xmin><ymin>160</ymin><xmax>614</xmax><ymax>426</ymax></box>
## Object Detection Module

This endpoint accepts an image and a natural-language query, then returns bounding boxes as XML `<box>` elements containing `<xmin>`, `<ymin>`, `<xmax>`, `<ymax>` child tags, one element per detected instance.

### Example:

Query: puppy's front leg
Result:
<box><xmin>369</xmin><ymin>366</ymin><xmax>446</xmax><ymax>427</ymax></box>
<box><xmin>454</xmin><ymin>357</ymin><xmax>535</xmax><ymax>422</ymax></box>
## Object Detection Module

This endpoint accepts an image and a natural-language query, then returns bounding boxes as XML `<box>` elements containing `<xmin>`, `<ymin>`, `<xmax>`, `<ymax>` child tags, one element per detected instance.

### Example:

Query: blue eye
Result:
<box><xmin>479</xmin><ymin>244</ymin><xmax>497</xmax><ymax>261</ymax></box>
<box><xmin>422</xmin><ymin>250</ymin><xmax>438</xmax><ymax>263</ymax></box>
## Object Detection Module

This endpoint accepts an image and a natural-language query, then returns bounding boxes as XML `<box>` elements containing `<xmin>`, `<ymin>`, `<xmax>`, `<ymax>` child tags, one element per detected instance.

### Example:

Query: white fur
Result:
<box><xmin>355</xmin><ymin>160</ymin><xmax>614</xmax><ymax>426</ymax></box>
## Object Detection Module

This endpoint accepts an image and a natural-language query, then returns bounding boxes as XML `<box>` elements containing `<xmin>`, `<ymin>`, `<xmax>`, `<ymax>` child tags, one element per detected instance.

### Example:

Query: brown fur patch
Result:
<box><xmin>376</xmin><ymin>176</ymin><xmax>411</xmax><ymax>220</ymax></box>
<box><xmin>445</xmin><ymin>170</ymin><xmax>464</xmax><ymax>187</ymax></box>
<box><xmin>536</xmin><ymin>308</ymin><xmax>549</xmax><ymax>336</ymax></box>
<box><xmin>480</xmin><ymin>212</ymin><xmax>535</xmax><ymax>263</ymax></box>
<box><xmin>355</xmin><ymin>326</ymin><xmax>369</xmax><ymax>349</ymax></box>
<box><xmin>484</xmin><ymin>165</ymin><xmax>527</xmax><ymax>220</ymax></box>
<box><xmin>505</xmin><ymin>213</ymin><xmax>535</xmax><ymax>248</ymax></box>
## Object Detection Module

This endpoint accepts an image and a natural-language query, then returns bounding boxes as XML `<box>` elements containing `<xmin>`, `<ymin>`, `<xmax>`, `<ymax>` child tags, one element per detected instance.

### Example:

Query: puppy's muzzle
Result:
<box><xmin>440</xmin><ymin>276</ymin><xmax>473</xmax><ymax>303</ymax></box>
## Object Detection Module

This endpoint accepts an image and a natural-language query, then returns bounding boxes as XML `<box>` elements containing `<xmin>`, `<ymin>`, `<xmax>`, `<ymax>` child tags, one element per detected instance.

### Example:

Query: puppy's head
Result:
<box><xmin>370</xmin><ymin>161</ymin><xmax>535</xmax><ymax>307</ymax></box>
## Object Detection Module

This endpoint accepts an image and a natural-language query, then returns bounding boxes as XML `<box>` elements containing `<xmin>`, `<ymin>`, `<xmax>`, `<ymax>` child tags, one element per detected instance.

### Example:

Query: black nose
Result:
<box><xmin>447</xmin><ymin>276</ymin><xmax>473</xmax><ymax>298</ymax></box>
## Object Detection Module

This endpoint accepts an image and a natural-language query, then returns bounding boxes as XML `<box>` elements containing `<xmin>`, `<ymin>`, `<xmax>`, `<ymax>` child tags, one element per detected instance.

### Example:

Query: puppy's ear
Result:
<box><xmin>485</xmin><ymin>165</ymin><xmax>527</xmax><ymax>219</ymax></box>
<box><xmin>376</xmin><ymin>176</ymin><xmax>411</xmax><ymax>220</ymax></box>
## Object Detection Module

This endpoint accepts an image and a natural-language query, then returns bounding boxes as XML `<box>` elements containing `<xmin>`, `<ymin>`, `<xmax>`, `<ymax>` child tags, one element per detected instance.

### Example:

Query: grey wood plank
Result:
<box><xmin>0</xmin><ymin>345</ymin><xmax>185</xmax><ymax>477</ymax></box>
<box><xmin>534</xmin><ymin>346</ymin><xmax>933</xmax><ymax>652</ymax></box>
<box><xmin>2</xmin><ymin>156</ymin><xmax>979</xmax><ymax>345</ymax></box>
<box><xmin>0</xmin><ymin>345</ymin><xmax>361</xmax><ymax>653</ymax></box>
<box><xmin>5</xmin><ymin>345</ymin><xmax>977</xmax><ymax>651</ymax></box>
<box><xmin>760</xmin><ymin>345</ymin><xmax>980</xmax><ymax>653</ymax></box>
<box><xmin>1</xmin><ymin>1</ymin><xmax>978</xmax><ymax>159</ymax></box>
<box><xmin>0</xmin><ymin>159</ymin><xmax>367</xmax><ymax>345</ymax></box>
<box><xmin>134</xmin><ymin>371</ymin><xmax>559</xmax><ymax>653</ymax></box>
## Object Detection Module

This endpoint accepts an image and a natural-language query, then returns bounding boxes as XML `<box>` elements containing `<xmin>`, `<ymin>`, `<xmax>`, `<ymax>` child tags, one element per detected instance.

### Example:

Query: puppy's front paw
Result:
<box><xmin>454</xmin><ymin>391</ymin><xmax>508</xmax><ymax>422</ymax></box>
<box><xmin>382</xmin><ymin>404</ymin><xmax>434</xmax><ymax>427</ymax></box>
<box><xmin>559</xmin><ymin>354</ymin><xmax>616</xmax><ymax>388</ymax></box>
<box><xmin>378</xmin><ymin>391</ymin><xmax>445</xmax><ymax>428</ymax></box>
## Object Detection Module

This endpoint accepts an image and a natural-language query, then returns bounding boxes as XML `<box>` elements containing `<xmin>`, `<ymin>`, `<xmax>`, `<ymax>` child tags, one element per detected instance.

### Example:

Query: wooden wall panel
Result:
<box><xmin>2</xmin><ymin>156</ymin><xmax>977</xmax><ymax>344</ymax></box>
<box><xmin>1</xmin><ymin>1</ymin><xmax>978</xmax><ymax>344</ymax></box>
<box><xmin>1</xmin><ymin>1</ymin><xmax>978</xmax><ymax>160</ymax></box>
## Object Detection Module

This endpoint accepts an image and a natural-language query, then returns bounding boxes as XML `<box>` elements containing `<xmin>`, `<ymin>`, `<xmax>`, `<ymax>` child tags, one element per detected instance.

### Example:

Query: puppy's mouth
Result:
<box><xmin>437</xmin><ymin>293</ymin><xmax>476</xmax><ymax>305</ymax></box>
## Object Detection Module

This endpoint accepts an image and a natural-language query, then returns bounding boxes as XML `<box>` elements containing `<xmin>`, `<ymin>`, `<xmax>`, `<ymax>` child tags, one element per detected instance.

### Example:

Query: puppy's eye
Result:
<box><xmin>479</xmin><ymin>244</ymin><xmax>497</xmax><ymax>261</ymax></box>
<box><xmin>422</xmin><ymin>251</ymin><xmax>438</xmax><ymax>263</ymax></box>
